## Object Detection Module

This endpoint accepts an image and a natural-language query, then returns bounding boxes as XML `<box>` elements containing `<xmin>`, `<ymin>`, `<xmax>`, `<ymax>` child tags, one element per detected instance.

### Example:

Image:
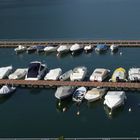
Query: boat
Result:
<box><xmin>14</xmin><ymin>45</ymin><xmax>26</xmax><ymax>53</ymax></box>
<box><xmin>84</xmin><ymin>45</ymin><xmax>93</xmax><ymax>52</ymax></box>
<box><xmin>70</xmin><ymin>66</ymin><xmax>87</xmax><ymax>81</ymax></box>
<box><xmin>70</xmin><ymin>43</ymin><xmax>83</xmax><ymax>54</ymax></box>
<box><xmin>26</xmin><ymin>45</ymin><xmax>37</xmax><ymax>53</ymax></box>
<box><xmin>109</xmin><ymin>67</ymin><xmax>127</xmax><ymax>82</ymax></box>
<box><xmin>95</xmin><ymin>44</ymin><xmax>108</xmax><ymax>52</ymax></box>
<box><xmin>0</xmin><ymin>85</ymin><xmax>16</xmax><ymax>95</ymax></box>
<box><xmin>57</xmin><ymin>45</ymin><xmax>71</xmax><ymax>55</ymax></box>
<box><xmin>128</xmin><ymin>68</ymin><xmax>140</xmax><ymax>82</ymax></box>
<box><xmin>72</xmin><ymin>87</ymin><xmax>87</xmax><ymax>103</ymax></box>
<box><xmin>55</xmin><ymin>86</ymin><xmax>75</xmax><ymax>100</ymax></box>
<box><xmin>85</xmin><ymin>87</ymin><xmax>106</xmax><ymax>102</ymax></box>
<box><xmin>44</xmin><ymin>46</ymin><xmax>58</xmax><ymax>53</ymax></box>
<box><xmin>8</xmin><ymin>68</ymin><xmax>27</xmax><ymax>79</ymax></box>
<box><xmin>110</xmin><ymin>44</ymin><xmax>118</xmax><ymax>52</ymax></box>
<box><xmin>59</xmin><ymin>70</ymin><xmax>73</xmax><ymax>81</ymax></box>
<box><xmin>0</xmin><ymin>66</ymin><xmax>13</xmax><ymax>79</ymax></box>
<box><xmin>44</xmin><ymin>68</ymin><xmax>62</xmax><ymax>80</ymax></box>
<box><xmin>104</xmin><ymin>91</ymin><xmax>126</xmax><ymax>110</ymax></box>
<box><xmin>36</xmin><ymin>46</ymin><xmax>45</xmax><ymax>53</ymax></box>
<box><xmin>90</xmin><ymin>68</ymin><xmax>110</xmax><ymax>82</ymax></box>
<box><xmin>25</xmin><ymin>61</ymin><xmax>47</xmax><ymax>80</ymax></box>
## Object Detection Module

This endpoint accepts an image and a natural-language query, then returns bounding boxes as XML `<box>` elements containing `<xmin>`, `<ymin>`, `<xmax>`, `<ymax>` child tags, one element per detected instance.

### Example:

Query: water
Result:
<box><xmin>0</xmin><ymin>48</ymin><xmax>140</xmax><ymax>138</ymax></box>
<box><xmin>0</xmin><ymin>0</ymin><xmax>140</xmax><ymax>138</ymax></box>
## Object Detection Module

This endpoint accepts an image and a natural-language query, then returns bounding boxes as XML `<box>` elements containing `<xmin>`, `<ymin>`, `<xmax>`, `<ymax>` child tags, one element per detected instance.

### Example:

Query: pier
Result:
<box><xmin>1</xmin><ymin>79</ymin><xmax>140</xmax><ymax>91</ymax></box>
<box><xmin>1</xmin><ymin>40</ymin><xmax>140</xmax><ymax>47</ymax></box>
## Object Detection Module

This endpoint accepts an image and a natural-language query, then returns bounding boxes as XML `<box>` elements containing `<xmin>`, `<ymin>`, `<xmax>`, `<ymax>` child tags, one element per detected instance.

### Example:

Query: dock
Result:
<box><xmin>1</xmin><ymin>40</ymin><xmax>140</xmax><ymax>48</ymax></box>
<box><xmin>1</xmin><ymin>79</ymin><xmax>140</xmax><ymax>91</ymax></box>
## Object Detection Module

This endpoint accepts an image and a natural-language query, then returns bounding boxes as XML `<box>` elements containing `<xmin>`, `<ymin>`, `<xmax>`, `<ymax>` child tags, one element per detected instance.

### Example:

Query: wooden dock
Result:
<box><xmin>1</xmin><ymin>79</ymin><xmax>140</xmax><ymax>91</ymax></box>
<box><xmin>1</xmin><ymin>40</ymin><xmax>140</xmax><ymax>48</ymax></box>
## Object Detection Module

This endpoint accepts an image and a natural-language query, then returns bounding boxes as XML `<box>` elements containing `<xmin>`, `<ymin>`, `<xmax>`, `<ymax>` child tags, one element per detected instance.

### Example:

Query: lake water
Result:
<box><xmin>0</xmin><ymin>0</ymin><xmax>140</xmax><ymax>138</ymax></box>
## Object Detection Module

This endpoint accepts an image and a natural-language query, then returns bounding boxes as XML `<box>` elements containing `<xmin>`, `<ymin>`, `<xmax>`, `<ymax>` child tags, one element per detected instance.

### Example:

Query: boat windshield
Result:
<box><xmin>27</xmin><ymin>63</ymin><xmax>40</xmax><ymax>78</ymax></box>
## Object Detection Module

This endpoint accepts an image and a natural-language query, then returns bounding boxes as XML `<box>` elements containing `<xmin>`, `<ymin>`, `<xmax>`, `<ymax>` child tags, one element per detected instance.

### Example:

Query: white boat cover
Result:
<box><xmin>0</xmin><ymin>66</ymin><xmax>13</xmax><ymax>79</ymax></box>
<box><xmin>57</xmin><ymin>45</ymin><xmax>70</xmax><ymax>52</ymax></box>
<box><xmin>9</xmin><ymin>68</ymin><xmax>27</xmax><ymax>79</ymax></box>
<box><xmin>0</xmin><ymin>85</ymin><xmax>16</xmax><ymax>95</ymax></box>
<box><xmin>70</xmin><ymin>44</ymin><xmax>81</xmax><ymax>51</ymax></box>
<box><xmin>44</xmin><ymin>68</ymin><xmax>62</xmax><ymax>80</ymax></box>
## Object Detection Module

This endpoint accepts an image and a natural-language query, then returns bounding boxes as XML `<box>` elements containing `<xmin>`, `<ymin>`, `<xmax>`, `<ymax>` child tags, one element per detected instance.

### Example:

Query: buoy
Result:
<box><xmin>77</xmin><ymin>111</ymin><xmax>80</xmax><ymax>116</ymax></box>
<box><xmin>63</xmin><ymin>107</ymin><xmax>66</xmax><ymax>112</ymax></box>
<box><xmin>120</xmin><ymin>52</ymin><xmax>122</xmax><ymax>55</ymax></box>
<box><xmin>58</xmin><ymin>102</ymin><xmax>61</xmax><ymax>106</ymax></box>
<box><xmin>109</xmin><ymin>112</ymin><xmax>112</xmax><ymax>115</ymax></box>
<box><xmin>129</xmin><ymin>108</ymin><xmax>132</xmax><ymax>112</ymax></box>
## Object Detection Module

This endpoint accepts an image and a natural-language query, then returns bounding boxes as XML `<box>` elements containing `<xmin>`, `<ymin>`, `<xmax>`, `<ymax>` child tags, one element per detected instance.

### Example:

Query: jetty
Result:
<box><xmin>1</xmin><ymin>40</ymin><xmax>140</xmax><ymax>47</ymax></box>
<box><xmin>1</xmin><ymin>79</ymin><xmax>140</xmax><ymax>91</ymax></box>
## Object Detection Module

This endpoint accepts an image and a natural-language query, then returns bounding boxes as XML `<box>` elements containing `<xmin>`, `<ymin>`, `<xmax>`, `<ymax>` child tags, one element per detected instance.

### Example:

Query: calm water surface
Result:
<box><xmin>0</xmin><ymin>0</ymin><xmax>140</xmax><ymax>138</ymax></box>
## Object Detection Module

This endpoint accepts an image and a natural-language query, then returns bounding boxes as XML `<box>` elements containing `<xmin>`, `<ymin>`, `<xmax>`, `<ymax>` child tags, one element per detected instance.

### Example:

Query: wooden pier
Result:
<box><xmin>1</xmin><ymin>79</ymin><xmax>140</xmax><ymax>91</ymax></box>
<box><xmin>1</xmin><ymin>40</ymin><xmax>140</xmax><ymax>48</ymax></box>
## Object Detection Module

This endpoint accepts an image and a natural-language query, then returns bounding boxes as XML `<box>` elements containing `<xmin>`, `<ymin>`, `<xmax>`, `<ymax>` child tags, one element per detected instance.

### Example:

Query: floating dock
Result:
<box><xmin>1</xmin><ymin>40</ymin><xmax>140</xmax><ymax>47</ymax></box>
<box><xmin>1</xmin><ymin>79</ymin><xmax>140</xmax><ymax>91</ymax></box>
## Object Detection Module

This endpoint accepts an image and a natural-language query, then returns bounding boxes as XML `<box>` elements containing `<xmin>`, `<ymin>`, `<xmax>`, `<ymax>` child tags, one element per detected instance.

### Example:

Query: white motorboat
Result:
<box><xmin>55</xmin><ymin>86</ymin><xmax>75</xmax><ymax>100</ymax></box>
<box><xmin>0</xmin><ymin>85</ymin><xmax>16</xmax><ymax>95</ymax></box>
<box><xmin>104</xmin><ymin>91</ymin><xmax>126</xmax><ymax>110</ymax></box>
<box><xmin>70</xmin><ymin>43</ymin><xmax>83</xmax><ymax>54</ymax></box>
<box><xmin>44</xmin><ymin>68</ymin><xmax>62</xmax><ymax>80</ymax></box>
<box><xmin>72</xmin><ymin>87</ymin><xmax>87</xmax><ymax>103</ymax></box>
<box><xmin>128</xmin><ymin>68</ymin><xmax>140</xmax><ymax>82</ymax></box>
<box><xmin>8</xmin><ymin>68</ymin><xmax>27</xmax><ymax>79</ymax></box>
<box><xmin>14</xmin><ymin>45</ymin><xmax>26</xmax><ymax>53</ymax></box>
<box><xmin>84</xmin><ymin>45</ymin><xmax>93</xmax><ymax>52</ymax></box>
<box><xmin>36</xmin><ymin>46</ymin><xmax>45</xmax><ymax>53</ymax></box>
<box><xmin>0</xmin><ymin>66</ymin><xmax>13</xmax><ymax>79</ymax></box>
<box><xmin>26</xmin><ymin>46</ymin><xmax>37</xmax><ymax>53</ymax></box>
<box><xmin>57</xmin><ymin>45</ymin><xmax>71</xmax><ymax>55</ymax></box>
<box><xmin>44</xmin><ymin>46</ymin><xmax>57</xmax><ymax>53</ymax></box>
<box><xmin>25</xmin><ymin>61</ymin><xmax>47</xmax><ymax>80</ymax></box>
<box><xmin>110</xmin><ymin>44</ymin><xmax>118</xmax><ymax>52</ymax></box>
<box><xmin>90</xmin><ymin>68</ymin><xmax>110</xmax><ymax>82</ymax></box>
<box><xmin>59</xmin><ymin>70</ymin><xmax>73</xmax><ymax>81</ymax></box>
<box><xmin>70</xmin><ymin>66</ymin><xmax>87</xmax><ymax>81</ymax></box>
<box><xmin>85</xmin><ymin>87</ymin><xmax>106</xmax><ymax>102</ymax></box>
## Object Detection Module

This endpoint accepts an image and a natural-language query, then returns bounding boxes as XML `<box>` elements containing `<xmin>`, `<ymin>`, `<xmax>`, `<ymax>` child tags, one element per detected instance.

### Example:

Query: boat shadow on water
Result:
<box><xmin>0</xmin><ymin>92</ymin><xmax>15</xmax><ymax>104</ymax></box>
<box><xmin>103</xmin><ymin>105</ymin><xmax>125</xmax><ymax>119</ymax></box>
<box><xmin>56</xmin><ymin>97</ymin><xmax>74</xmax><ymax>112</ymax></box>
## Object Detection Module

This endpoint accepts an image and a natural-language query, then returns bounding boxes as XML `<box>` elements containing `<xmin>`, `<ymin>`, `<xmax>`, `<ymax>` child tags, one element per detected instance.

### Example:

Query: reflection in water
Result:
<box><xmin>110</xmin><ymin>49</ymin><xmax>118</xmax><ymax>55</ymax></box>
<box><xmin>104</xmin><ymin>105</ymin><xmax>125</xmax><ymax>119</ymax></box>
<box><xmin>28</xmin><ymin>88</ymin><xmax>43</xmax><ymax>95</ymax></box>
<box><xmin>56</xmin><ymin>98</ymin><xmax>73</xmax><ymax>112</ymax></box>
<box><xmin>0</xmin><ymin>93</ymin><xmax>14</xmax><ymax>104</ymax></box>
<box><xmin>56</xmin><ymin>52</ymin><xmax>71</xmax><ymax>58</ymax></box>
<box><xmin>87</xmin><ymin>100</ymin><xmax>103</xmax><ymax>109</ymax></box>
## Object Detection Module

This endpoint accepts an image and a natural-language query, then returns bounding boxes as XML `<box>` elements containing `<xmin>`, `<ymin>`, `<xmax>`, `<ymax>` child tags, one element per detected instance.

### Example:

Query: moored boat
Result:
<box><xmin>57</xmin><ymin>45</ymin><xmax>71</xmax><ymax>55</ymax></box>
<box><xmin>110</xmin><ymin>44</ymin><xmax>118</xmax><ymax>52</ymax></box>
<box><xmin>44</xmin><ymin>46</ymin><xmax>58</xmax><ymax>53</ymax></box>
<box><xmin>109</xmin><ymin>67</ymin><xmax>127</xmax><ymax>82</ymax></box>
<box><xmin>128</xmin><ymin>68</ymin><xmax>140</xmax><ymax>82</ymax></box>
<box><xmin>59</xmin><ymin>70</ymin><xmax>73</xmax><ymax>81</ymax></box>
<box><xmin>55</xmin><ymin>86</ymin><xmax>75</xmax><ymax>100</ymax></box>
<box><xmin>85</xmin><ymin>87</ymin><xmax>106</xmax><ymax>102</ymax></box>
<box><xmin>70</xmin><ymin>43</ymin><xmax>83</xmax><ymax>54</ymax></box>
<box><xmin>25</xmin><ymin>61</ymin><xmax>47</xmax><ymax>80</ymax></box>
<box><xmin>95</xmin><ymin>44</ymin><xmax>108</xmax><ymax>52</ymax></box>
<box><xmin>44</xmin><ymin>68</ymin><xmax>62</xmax><ymax>80</ymax></box>
<box><xmin>0</xmin><ymin>66</ymin><xmax>13</xmax><ymax>79</ymax></box>
<box><xmin>90</xmin><ymin>68</ymin><xmax>110</xmax><ymax>82</ymax></box>
<box><xmin>14</xmin><ymin>45</ymin><xmax>26</xmax><ymax>53</ymax></box>
<box><xmin>8</xmin><ymin>68</ymin><xmax>27</xmax><ymax>79</ymax></box>
<box><xmin>84</xmin><ymin>45</ymin><xmax>93</xmax><ymax>52</ymax></box>
<box><xmin>26</xmin><ymin>45</ymin><xmax>37</xmax><ymax>53</ymax></box>
<box><xmin>70</xmin><ymin>66</ymin><xmax>87</xmax><ymax>81</ymax></box>
<box><xmin>0</xmin><ymin>85</ymin><xmax>16</xmax><ymax>95</ymax></box>
<box><xmin>72</xmin><ymin>87</ymin><xmax>87</xmax><ymax>103</ymax></box>
<box><xmin>104</xmin><ymin>91</ymin><xmax>126</xmax><ymax>110</ymax></box>
<box><xmin>36</xmin><ymin>46</ymin><xmax>45</xmax><ymax>53</ymax></box>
